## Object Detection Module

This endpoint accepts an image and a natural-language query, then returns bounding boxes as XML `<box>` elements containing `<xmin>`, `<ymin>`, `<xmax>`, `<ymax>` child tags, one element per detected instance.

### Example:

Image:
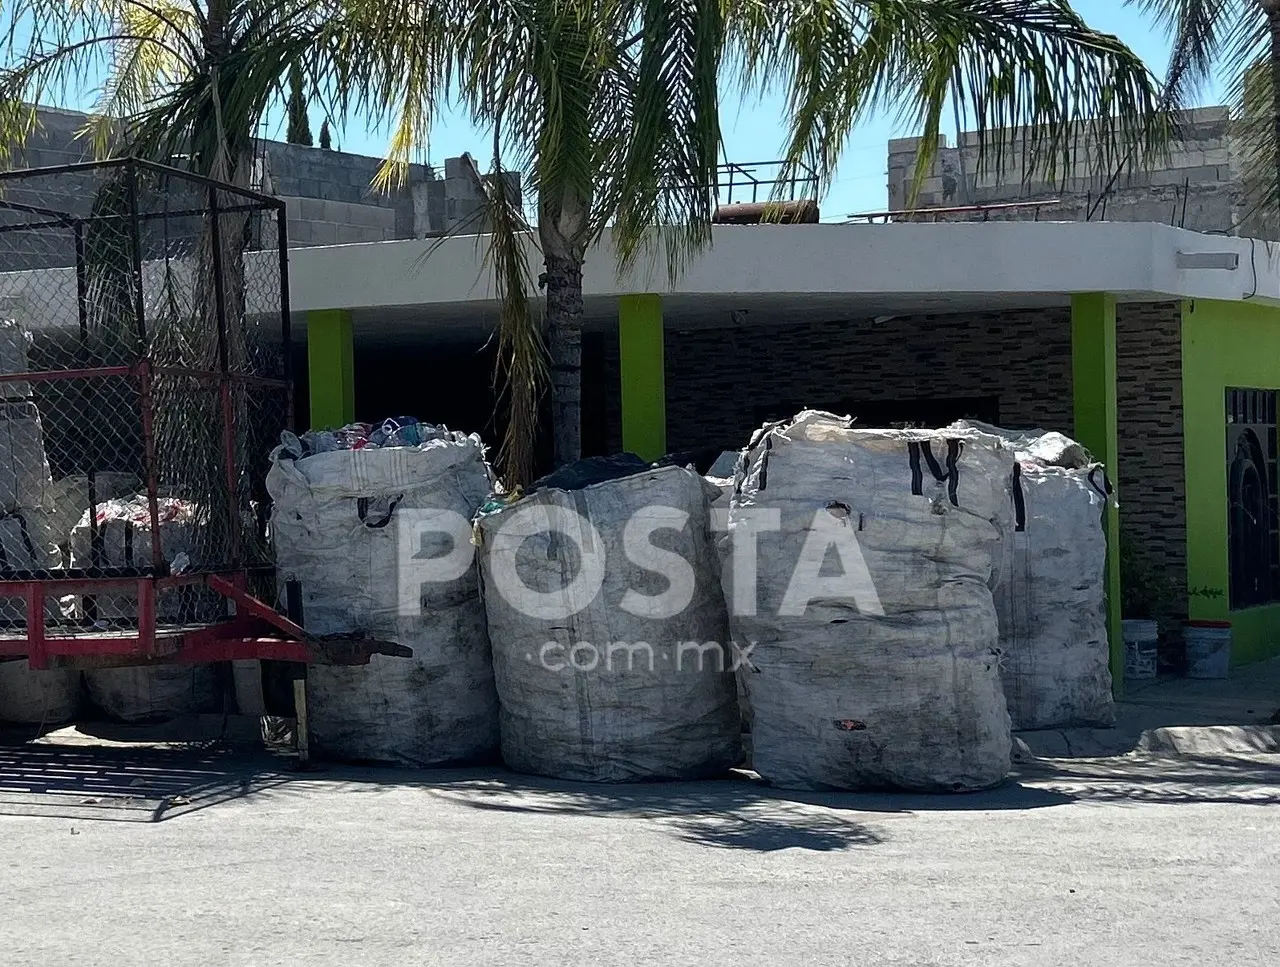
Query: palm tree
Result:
<box><xmin>1</xmin><ymin>1</ymin><xmax>1164</xmax><ymax>486</ymax></box>
<box><xmin>0</xmin><ymin>2</ymin><xmax>332</xmax><ymax>179</ymax></box>
<box><xmin>334</xmin><ymin>0</ymin><xmax>1164</xmax><ymax>481</ymax></box>
<box><xmin>0</xmin><ymin>1</ymin><xmax>339</xmax><ymax>569</ymax></box>
<box><xmin>1126</xmin><ymin>1</ymin><xmax>1277</xmax><ymax>233</ymax></box>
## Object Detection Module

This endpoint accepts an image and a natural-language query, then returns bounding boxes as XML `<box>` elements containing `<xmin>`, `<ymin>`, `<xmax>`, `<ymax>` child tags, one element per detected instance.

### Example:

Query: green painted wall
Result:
<box><xmin>1183</xmin><ymin>298</ymin><xmax>1280</xmax><ymax>664</ymax></box>
<box><xmin>1071</xmin><ymin>293</ymin><xmax>1125</xmax><ymax>693</ymax></box>
<box><xmin>618</xmin><ymin>294</ymin><xmax>667</xmax><ymax>461</ymax></box>
<box><xmin>307</xmin><ymin>308</ymin><xmax>355</xmax><ymax>429</ymax></box>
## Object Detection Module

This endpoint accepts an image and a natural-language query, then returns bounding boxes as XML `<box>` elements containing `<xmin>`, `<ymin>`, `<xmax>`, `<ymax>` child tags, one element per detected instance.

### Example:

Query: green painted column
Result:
<box><xmin>618</xmin><ymin>294</ymin><xmax>666</xmax><ymax>461</ymax></box>
<box><xmin>307</xmin><ymin>308</ymin><xmax>355</xmax><ymax>429</ymax></box>
<box><xmin>1071</xmin><ymin>292</ymin><xmax>1124</xmax><ymax>696</ymax></box>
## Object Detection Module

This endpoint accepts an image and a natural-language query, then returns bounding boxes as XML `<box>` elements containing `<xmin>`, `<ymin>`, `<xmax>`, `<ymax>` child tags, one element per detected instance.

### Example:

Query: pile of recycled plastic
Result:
<box><xmin>282</xmin><ymin>418</ymin><xmax>447</xmax><ymax>458</ymax></box>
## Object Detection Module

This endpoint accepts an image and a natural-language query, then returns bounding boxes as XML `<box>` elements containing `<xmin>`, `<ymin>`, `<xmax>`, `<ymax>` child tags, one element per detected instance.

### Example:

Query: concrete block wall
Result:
<box><xmin>260</xmin><ymin>141</ymin><xmax>430</xmax><ymax>245</ymax></box>
<box><xmin>660</xmin><ymin>307</ymin><xmax>1077</xmax><ymax>453</ymax></box>
<box><xmin>279</xmin><ymin>195</ymin><xmax>397</xmax><ymax>246</ymax></box>
<box><xmin>0</xmin><ymin>108</ymin><xmax>100</xmax><ymax>270</ymax></box>
<box><xmin>884</xmin><ymin>107</ymin><xmax>1246</xmax><ymax>235</ymax></box>
<box><xmin>261</xmin><ymin>143</ymin><xmax>520</xmax><ymax>245</ymax></box>
<box><xmin>0</xmin><ymin>107</ymin><xmax>521</xmax><ymax>256</ymax></box>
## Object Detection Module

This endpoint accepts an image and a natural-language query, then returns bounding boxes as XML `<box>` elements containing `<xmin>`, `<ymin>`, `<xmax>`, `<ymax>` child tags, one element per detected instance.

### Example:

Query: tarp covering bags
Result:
<box><xmin>724</xmin><ymin>411</ymin><xmax>1014</xmax><ymax>792</ymax></box>
<box><xmin>0</xmin><ymin>660</ymin><xmax>80</xmax><ymax>724</ymax></box>
<box><xmin>948</xmin><ymin>420</ymin><xmax>1114</xmax><ymax>730</ymax></box>
<box><xmin>476</xmin><ymin>464</ymin><xmax>741</xmax><ymax>782</ymax></box>
<box><xmin>267</xmin><ymin>425</ymin><xmax>499</xmax><ymax>766</ymax></box>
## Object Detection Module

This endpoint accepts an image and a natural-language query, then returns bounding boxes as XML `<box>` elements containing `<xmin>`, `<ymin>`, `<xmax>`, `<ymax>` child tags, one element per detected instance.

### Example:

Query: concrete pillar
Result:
<box><xmin>1071</xmin><ymin>292</ymin><xmax>1124</xmax><ymax>696</ymax></box>
<box><xmin>618</xmin><ymin>294</ymin><xmax>666</xmax><ymax>461</ymax></box>
<box><xmin>307</xmin><ymin>308</ymin><xmax>355</xmax><ymax>429</ymax></box>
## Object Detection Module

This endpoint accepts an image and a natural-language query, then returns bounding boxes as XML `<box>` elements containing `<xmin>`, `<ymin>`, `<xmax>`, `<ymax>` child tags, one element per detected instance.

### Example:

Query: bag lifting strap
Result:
<box><xmin>358</xmin><ymin>494</ymin><xmax>405</xmax><ymax>529</ymax></box>
<box><xmin>1012</xmin><ymin>463</ymin><xmax>1026</xmax><ymax>533</ymax></box>
<box><xmin>1087</xmin><ymin>466</ymin><xmax>1113</xmax><ymax>501</ymax></box>
<box><xmin>908</xmin><ymin>439</ymin><xmax>962</xmax><ymax>506</ymax></box>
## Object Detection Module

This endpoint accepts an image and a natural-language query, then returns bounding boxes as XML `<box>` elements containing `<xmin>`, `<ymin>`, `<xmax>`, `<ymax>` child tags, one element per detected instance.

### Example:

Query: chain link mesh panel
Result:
<box><xmin>0</xmin><ymin>159</ymin><xmax>290</xmax><ymax>634</ymax></box>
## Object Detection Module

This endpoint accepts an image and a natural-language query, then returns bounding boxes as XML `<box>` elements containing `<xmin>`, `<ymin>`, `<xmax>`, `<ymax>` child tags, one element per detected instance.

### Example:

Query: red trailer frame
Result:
<box><xmin>0</xmin><ymin>158</ymin><xmax>404</xmax><ymax>678</ymax></box>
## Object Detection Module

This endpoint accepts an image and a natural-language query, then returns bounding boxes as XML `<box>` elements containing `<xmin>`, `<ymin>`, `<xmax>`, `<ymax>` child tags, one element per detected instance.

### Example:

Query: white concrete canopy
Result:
<box><xmin>286</xmin><ymin>220</ymin><xmax>1280</xmax><ymax>324</ymax></box>
<box><xmin>2</xmin><ymin>220</ymin><xmax>1277</xmax><ymax>340</ymax></box>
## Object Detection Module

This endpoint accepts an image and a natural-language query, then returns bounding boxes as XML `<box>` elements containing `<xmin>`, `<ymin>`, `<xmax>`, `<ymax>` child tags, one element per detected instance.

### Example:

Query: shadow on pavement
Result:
<box><xmin>4</xmin><ymin>732</ymin><xmax>1277</xmax><ymax>833</ymax></box>
<box><xmin>294</xmin><ymin>766</ymin><xmax>1077</xmax><ymax>851</ymax></box>
<box><xmin>0</xmin><ymin>740</ymin><xmax>292</xmax><ymax>823</ymax></box>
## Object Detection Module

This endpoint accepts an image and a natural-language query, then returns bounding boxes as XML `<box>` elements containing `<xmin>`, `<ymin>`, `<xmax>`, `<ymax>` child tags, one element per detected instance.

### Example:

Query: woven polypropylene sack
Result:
<box><xmin>0</xmin><ymin>319</ymin><xmax>33</xmax><ymax>400</ymax></box>
<box><xmin>949</xmin><ymin>421</ymin><xmax>1114</xmax><ymax>729</ymax></box>
<box><xmin>0</xmin><ymin>659</ymin><xmax>80</xmax><ymax>724</ymax></box>
<box><xmin>477</xmin><ymin>465</ymin><xmax>741</xmax><ymax>782</ymax></box>
<box><xmin>724</xmin><ymin>411</ymin><xmax>1013</xmax><ymax>792</ymax></box>
<box><xmin>69</xmin><ymin>502</ymin><xmax>201</xmax><ymax>621</ymax></box>
<box><xmin>0</xmin><ymin>400</ymin><xmax>54</xmax><ymax>512</ymax></box>
<box><xmin>267</xmin><ymin>431</ymin><xmax>499</xmax><ymax>767</ymax></box>
<box><xmin>83</xmin><ymin>664</ymin><xmax>219</xmax><ymax>723</ymax></box>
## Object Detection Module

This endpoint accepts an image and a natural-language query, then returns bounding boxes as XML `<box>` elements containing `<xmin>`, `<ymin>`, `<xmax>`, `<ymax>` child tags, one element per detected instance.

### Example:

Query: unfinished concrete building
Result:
<box><xmin>3</xmin><ymin>106</ymin><xmax>517</xmax><ymax>253</ymax></box>
<box><xmin>879</xmin><ymin>107</ymin><xmax>1260</xmax><ymax>236</ymax></box>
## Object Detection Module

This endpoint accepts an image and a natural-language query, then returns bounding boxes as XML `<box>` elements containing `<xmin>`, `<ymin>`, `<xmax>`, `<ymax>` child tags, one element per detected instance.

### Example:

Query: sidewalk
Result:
<box><xmin>1015</xmin><ymin>656</ymin><xmax>1280</xmax><ymax>759</ymax></box>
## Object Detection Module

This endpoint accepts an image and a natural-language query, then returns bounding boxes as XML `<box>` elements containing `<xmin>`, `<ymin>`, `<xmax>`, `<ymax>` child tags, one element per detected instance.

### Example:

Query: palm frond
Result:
<box><xmin>1125</xmin><ymin>0</ymin><xmax>1237</xmax><ymax>110</ymax></box>
<box><xmin>1224</xmin><ymin>17</ymin><xmax>1275</xmax><ymax>238</ymax></box>
<box><xmin>605</xmin><ymin>0</ymin><xmax>723</xmax><ymax>280</ymax></box>
<box><xmin>465</xmin><ymin>148</ymin><xmax>546</xmax><ymax>488</ymax></box>
<box><xmin>731</xmin><ymin>0</ymin><xmax>1165</xmax><ymax>205</ymax></box>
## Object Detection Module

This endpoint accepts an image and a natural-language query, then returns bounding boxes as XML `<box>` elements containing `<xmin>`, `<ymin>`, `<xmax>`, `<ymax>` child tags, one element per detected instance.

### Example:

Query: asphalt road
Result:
<box><xmin>1</xmin><ymin>745</ymin><xmax>1278</xmax><ymax>967</ymax></box>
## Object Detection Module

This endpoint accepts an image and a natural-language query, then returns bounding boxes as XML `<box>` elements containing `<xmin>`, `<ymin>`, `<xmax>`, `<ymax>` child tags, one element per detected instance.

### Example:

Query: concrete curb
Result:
<box><xmin>1013</xmin><ymin>724</ymin><xmax>1280</xmax><ymax>763</ymax></box>
<box><xmin>1135</xmin><ymin>725</ymin><xmax>1280</xmax><ymax>757</ymax></box>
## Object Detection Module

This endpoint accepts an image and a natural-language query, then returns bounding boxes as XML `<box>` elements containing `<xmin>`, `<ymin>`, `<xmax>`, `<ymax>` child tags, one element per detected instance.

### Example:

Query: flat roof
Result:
<box><xmin>286</xmin><ymin>220</ymin><xmax>1280</xmax><ymax>314</ymax></box>
<box><xmin>1</xmin><ymin>220</ymin><xmax>1275</xmax><ymax>337</ymax></box>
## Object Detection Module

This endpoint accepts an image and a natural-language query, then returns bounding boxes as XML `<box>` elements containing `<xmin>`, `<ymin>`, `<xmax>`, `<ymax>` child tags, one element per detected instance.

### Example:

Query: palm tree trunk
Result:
<box><xmin>544</xmin><ymin>253</ymin><xmax>584</xmax><ymax>467</ymax></box>
<box><xmin>1269</xmin><ymin>6</ymin><xmax>1280</xmax><ymax>222</ymax></box>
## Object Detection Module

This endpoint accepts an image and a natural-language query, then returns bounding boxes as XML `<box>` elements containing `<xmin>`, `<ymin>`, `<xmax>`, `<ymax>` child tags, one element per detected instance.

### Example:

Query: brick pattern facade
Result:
<box><xmin>1115</xmin><ymin>302</ymin><xmax>1188</xmax><ymax>618</ymax></box>
<box><xmin>662</xmin><ymin>307</ymin><xmax>1075</xmax><ymax>452</ymax></box>
<box><xmin>599</xmin><ymin>300</ymin><xmax>1187</xmax><ymax>607</ymax></box>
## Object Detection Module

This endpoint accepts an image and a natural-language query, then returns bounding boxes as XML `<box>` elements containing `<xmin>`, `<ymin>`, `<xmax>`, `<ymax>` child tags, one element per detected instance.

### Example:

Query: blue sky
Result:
<box><xmin>50</xmin><ymin>1</ymin><xmax>1219</xmax><ymax>219</ymax></box>
<box><xmin>302</xmin><ymin>0</ymin><xmax>1195</xmax><ymax>219</ymax></box>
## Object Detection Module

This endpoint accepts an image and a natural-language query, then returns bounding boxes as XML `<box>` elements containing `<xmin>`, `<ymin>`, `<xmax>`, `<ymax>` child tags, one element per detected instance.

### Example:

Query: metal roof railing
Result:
<box><xmin>845</xmin><ymin>199</ymin><xmax>1062</xmax><ymax>224</ymax></box>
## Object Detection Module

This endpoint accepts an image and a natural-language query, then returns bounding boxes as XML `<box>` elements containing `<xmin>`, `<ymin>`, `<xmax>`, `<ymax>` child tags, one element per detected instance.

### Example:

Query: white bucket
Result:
<box><xmin>1122</xmin><ymin>618</ymin><xmax>1159</xmax><ymax>681</ymax></box>
<box><xmin>1185</xmin><ymin>621</ymin><xmax>1232</xmax><ymax>679</ymax></box>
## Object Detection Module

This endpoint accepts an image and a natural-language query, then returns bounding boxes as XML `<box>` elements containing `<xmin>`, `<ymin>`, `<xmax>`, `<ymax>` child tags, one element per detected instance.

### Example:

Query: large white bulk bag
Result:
<box><xmin>0</xmin><ymin>659</ymin><xmax>80</xmax><ymax>724</ymax></box>
<box><xmin>267</xmin><ymin>429</ymin><xmax>499</xmax><ymax>767</ymax></box>
<box><xmin>0</xmin><ymin>508</ymin><xmax>60</xmax><ymax>571</ymax></box>
<box><xmin>724</xmin><ymin>411</ymin><xmax>1013</xmax><ymax>792</ymax></box>
<box><xmin>70</xmin><ymin>497</ymin><xmax>220</xmax><ymax>722</ymax></box>
<box><xmin>84</xmin><ymin>664</ymin><xmax>219</xmax><ymax>722</ymax></box>
<box><xmin>0</xmin><ymin>508</ymin><xmax>64</xmax><ymax>624</ymax></box>
<box><xmin>0</xmin><ymin>319</ymin><xmax>33</xmax><ymax>399</ymax></box>
<box><xmin>68</xmin><ymin>496</ymin><xmax>204</xmax><ymax>623</ymax></box>
<box><xmin>47</xmin><ymin>473</ymin><xmax>142</xmax><ymax>556</ymax></box>
<box><xmin>0</xmin><ymin>399</ymin><xmax>54</xmax><ymax>512</ymax></box>
<box><xmin>476</xmin><ymin>465</ymin><xmax>741</xmax><ymax>782</ymax></box>
<box><xmin>231</xmin><ymin>660</ymin><xmax>266</xmax><ymax>716</ymax></box>
<box><xmin>949</xmin><ymin>421</ymin><xmax>1114</xmax><ymax>729</ymax></box>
